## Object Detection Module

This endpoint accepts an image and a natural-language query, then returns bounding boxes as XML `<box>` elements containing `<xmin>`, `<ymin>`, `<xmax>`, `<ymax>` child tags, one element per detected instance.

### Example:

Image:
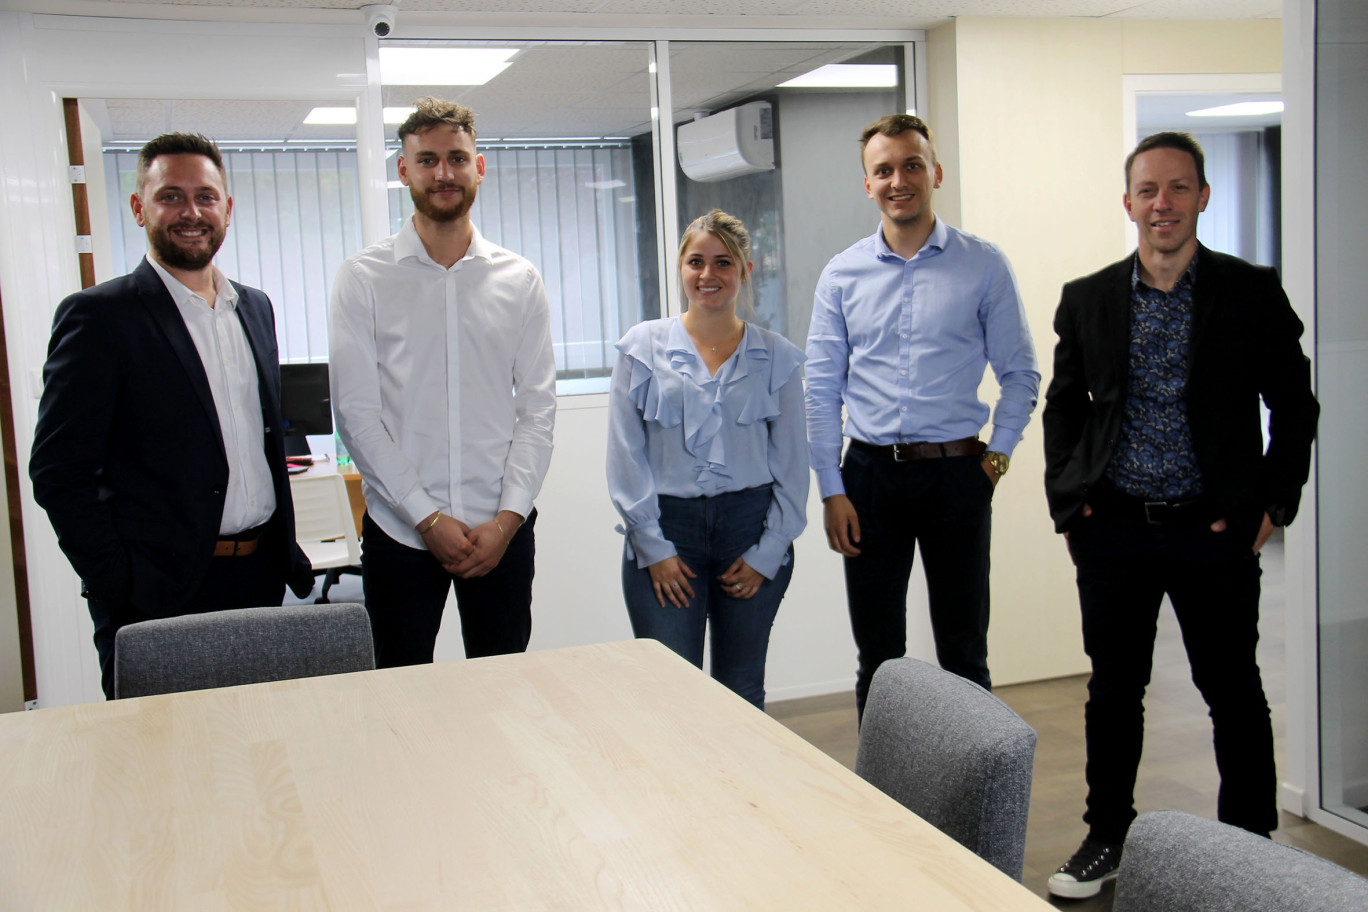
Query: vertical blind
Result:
<box><xmin>105</xmin><ymin>150</ymin><xmax>363</xmax><ymax>364</ymax></box>
<box><xmin>108</xmin><ymin>144</ymin><xmax>644</xmax><ymax>383</ymax></box>
<box><xmin>389</xmin><ymin>145</ymin><xmax>643</xmax><ymax>381</ymax></box>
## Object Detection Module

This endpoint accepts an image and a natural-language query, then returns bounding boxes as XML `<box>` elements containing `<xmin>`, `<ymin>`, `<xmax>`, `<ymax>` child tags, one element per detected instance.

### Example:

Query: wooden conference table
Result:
<box><xmin>0</xmin><ymin>640</ymin><xmax>1051</xmax><ymax>910</ymax></box>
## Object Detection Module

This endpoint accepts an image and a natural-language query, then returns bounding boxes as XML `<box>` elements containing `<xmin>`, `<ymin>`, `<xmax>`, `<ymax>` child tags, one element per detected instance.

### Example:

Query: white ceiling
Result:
<box><xmin>14</xmin><ymin>0</ymin><xmax>1283</xmax><ymax>22</ymax></box>
<box><xmin>26</xmin><ymin>0</ymin><xmax>1282</xmax><ymax>145</ymax></box>
<box><xmin>1136</xmin><ymin>92</ymin><xmax>1283</xmax><ymax>133</ymax></box>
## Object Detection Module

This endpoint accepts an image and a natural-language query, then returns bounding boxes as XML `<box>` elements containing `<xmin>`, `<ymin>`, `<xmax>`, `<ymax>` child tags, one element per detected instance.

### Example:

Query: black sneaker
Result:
<box><xmin>1047</xmin><ymin>837</ymin><xmax>1123</xmax><ymax>898</ymax></box>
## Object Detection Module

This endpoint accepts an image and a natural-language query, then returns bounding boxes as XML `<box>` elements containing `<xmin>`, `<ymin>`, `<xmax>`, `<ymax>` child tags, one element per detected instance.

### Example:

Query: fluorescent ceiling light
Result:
<box><xmin>304</xmin><ymin>107</ymin><xmax>356</xmax><ymax>125</ymax></box>
<box><xmin>779</xmin><ymin>64</ymin><xmax>897</xmax><ymax>89</ymax></box>
<box><xmin>1186</xmin><ymin>101</ymin><xmax>1284</xmax><ymax>117</ymax></box>
<box><xmin>379</xmin><ymin>47</ymin><xmax>516</xmax><ymax>86</ymax></box>
<box><xmin>303</xmin><ymin>106</ymin><xmax>415</xmax><ymax>127</ymax></box>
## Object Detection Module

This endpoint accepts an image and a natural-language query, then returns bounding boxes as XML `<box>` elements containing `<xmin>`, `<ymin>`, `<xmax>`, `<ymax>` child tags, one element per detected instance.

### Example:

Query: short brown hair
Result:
<box><xmin>136</xmin><ymin>132</ymin><xmax>226</xmax><ymax>193</ymax></box>
<box><xmin>1126</xmin><ymin>131</ymin><xmax>1207</xmax><ymax>190</ymax></box>
<box><xmin>859</xmin><ymin>114</ymin><xmax>935</xmax><ymax>167</ymax></box>
<box><xmin>397</xmin><ymin>96</ymin><xmax>477</xmax><ymax>145</ymax></box>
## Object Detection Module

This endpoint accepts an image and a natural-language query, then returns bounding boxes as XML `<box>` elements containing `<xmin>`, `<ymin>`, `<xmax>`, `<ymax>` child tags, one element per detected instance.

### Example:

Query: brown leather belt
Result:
<box><xmin>851</xmin><ymin>437</ymin><xmax>986</xmax><ymax>462</ymax></box>
<box><xmin>213</xmin><ymin>537</ymin><xmax>260</xmax><ymax>557</ymax></box>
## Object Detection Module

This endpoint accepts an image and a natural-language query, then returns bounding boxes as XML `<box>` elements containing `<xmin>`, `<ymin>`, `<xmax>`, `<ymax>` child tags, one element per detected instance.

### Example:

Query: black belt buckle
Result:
<box><xmin>1143</xmin><ymin>501</ymin><xmax>1169</xmax><ymax>525</ymax></box>
<box><xmin>892</xmin><ymin>442</ymin><xmax>913</xmax><ymax>462</ymax></box>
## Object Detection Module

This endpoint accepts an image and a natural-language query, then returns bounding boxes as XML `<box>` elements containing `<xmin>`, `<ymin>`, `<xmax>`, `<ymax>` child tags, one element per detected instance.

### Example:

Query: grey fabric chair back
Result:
<box><xmin>114</xmin><ymin>602</ymin><xmax>375</xmax><ymax>698</ymax></box>
<box><xmin>1114</xmin><ymin>810</ymin><xmax>1368</xmax><ymax>912</ymax></box>
<box><xmin>854</xmin><ymin>657</ymin><xmax>1037</xmax><ymax>881</ymax></box>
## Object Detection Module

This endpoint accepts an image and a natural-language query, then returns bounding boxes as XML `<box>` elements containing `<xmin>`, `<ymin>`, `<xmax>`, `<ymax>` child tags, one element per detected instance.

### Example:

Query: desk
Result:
<box><xmin>0</xmin><ymin>641</ymin><xmax>1051</xmax><ymax>910</ymax></box>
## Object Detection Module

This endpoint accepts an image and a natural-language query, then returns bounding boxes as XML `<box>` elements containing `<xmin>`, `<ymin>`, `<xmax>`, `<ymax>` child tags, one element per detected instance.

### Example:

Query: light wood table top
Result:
<box><xmin>0</xmin><ymin>640</ymin><xmax>1051</xmax><ymax>910</ymax></box>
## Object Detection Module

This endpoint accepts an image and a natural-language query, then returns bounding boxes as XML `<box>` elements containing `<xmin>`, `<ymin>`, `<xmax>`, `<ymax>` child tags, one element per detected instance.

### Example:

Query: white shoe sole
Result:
<box><xmin>1047</xmin><ymin>870</ymin><xmax>1118</xmax><ymax>899</ymax></box>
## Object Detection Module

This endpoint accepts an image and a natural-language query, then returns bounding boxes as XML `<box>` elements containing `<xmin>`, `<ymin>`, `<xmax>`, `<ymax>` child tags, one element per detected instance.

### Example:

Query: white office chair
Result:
<box><xmin>290</xmin><ymin>472</ymin><xmax>362</xmax><ymax>603</ymax></box>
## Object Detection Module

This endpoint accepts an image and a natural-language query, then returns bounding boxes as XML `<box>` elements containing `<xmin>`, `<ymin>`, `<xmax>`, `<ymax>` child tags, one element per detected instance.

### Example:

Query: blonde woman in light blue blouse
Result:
<box><xmin>606</xmin><ymin>210</ymin><xmax>808</xmax><ymax>709</ymax></box>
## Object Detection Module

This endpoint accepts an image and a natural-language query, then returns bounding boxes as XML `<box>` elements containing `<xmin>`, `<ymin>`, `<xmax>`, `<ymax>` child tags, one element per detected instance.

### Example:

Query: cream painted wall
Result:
<box><xmin>926</xmin><ymin>17</ymin><xmax>1282</xmax><ymax>683</ymax></box>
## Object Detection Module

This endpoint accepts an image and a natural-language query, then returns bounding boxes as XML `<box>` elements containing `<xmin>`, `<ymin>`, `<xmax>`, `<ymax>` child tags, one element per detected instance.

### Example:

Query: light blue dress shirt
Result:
<box><xmin>805</xmin><ymin>217</ymin><xmax>1041</xmax><ymax>500</ymax></box>
<box><xmin>606</xmin><ymin>317</ymin><xmax>809</xmax><ymax>579</ymax></box>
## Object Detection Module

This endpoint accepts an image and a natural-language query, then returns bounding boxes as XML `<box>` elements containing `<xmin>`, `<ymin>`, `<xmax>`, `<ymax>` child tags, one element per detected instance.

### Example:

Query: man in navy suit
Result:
<box><xmin>1042</xmin><ymin>132</ymin><xmax>1319</xmax><ymax>898</ymax></box>
<box><xmin>31</xmin><ymin>132</ymin><xmax>312</xmax><ymax>699</ymax></box>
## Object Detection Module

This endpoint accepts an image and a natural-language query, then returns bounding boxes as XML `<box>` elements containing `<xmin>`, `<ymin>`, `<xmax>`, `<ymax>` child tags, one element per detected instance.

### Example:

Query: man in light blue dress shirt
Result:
<box><xmin>805</xmin><ymin>114</ymin><xmax>1040</xmax><ymax>718</ymax></box>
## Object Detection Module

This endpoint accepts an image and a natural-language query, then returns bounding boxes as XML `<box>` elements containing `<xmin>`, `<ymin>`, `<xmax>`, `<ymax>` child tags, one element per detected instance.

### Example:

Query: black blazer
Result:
<box><xmin>30</xmin><ymin>258</ymin><xmax>311</xmax><ymax>617</ymax></box>
<box><xmin>1042</xmin><ymin>245</ymin><xmax>1319</xmax><ymax>539</ymax></box>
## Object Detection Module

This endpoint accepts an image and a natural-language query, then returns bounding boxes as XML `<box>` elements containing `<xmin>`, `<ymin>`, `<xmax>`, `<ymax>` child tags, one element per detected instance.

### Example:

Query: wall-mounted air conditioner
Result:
<box><xmin>677</xmin><ymin>101</ymin><xmax>775</xmax><ymax>183</ymax></box>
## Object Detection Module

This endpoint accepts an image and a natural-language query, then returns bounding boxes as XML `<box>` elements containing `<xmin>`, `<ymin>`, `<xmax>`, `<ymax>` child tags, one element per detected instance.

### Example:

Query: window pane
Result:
<box><xmin>97</xmin><ymin>98</ymin><xmax>365</xmax><ymax>365</ymax></box>
<box><xmin>382</xmin><ymin>40</ymin><xmax>657</xmax><ymax>393</ymax></box>
<box><xmin>668</xmin><ymin>42</ymin><xmax>904</xmax><ymax>348</ymax></box>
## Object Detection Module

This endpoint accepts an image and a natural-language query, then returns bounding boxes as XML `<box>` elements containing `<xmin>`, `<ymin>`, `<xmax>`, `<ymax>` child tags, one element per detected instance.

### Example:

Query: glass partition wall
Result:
<box><xmin>90</xmin><ymin>35</ymin><xmax>919</xmax><ymax>396</ymax></box>
<box><xmin>1315</xmin><ymin>0</ymin><xmax>1368</xmax><ymax>836</ymax></box>
<box><xmin>382</xmin><ymin>37</ymin><xmax>913</xmax><ymax>387</ymax></box>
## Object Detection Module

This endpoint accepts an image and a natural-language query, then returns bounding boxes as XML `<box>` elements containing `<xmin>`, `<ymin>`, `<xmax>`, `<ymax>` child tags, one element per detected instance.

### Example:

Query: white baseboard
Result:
<box><xmin>1279</xmin><ymin>780</ymin><xmax>1308</xmax><ymax>818</ymax></box>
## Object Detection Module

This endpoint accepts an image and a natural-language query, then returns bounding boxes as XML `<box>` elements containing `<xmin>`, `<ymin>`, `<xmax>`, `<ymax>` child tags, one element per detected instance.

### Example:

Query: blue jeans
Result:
<box><xmin>622</xmin><ymin>485</ymin><xmax>793</xmax><ymax>709</ymax></box>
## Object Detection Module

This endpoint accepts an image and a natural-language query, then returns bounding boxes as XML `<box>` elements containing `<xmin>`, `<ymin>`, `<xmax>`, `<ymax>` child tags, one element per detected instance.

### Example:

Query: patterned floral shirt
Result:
<box><xmin>1105</xmin><ymin>253</ymin><xmax>1206</xmax><ymax>501</ymax></box>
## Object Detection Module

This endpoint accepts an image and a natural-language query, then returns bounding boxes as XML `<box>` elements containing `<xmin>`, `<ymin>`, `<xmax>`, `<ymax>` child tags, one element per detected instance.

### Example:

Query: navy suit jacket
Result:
<box><xmin>1042</xmin><ymin>245</ymin><xmax>1319</xmax><ymax>540</ymax></box>
<box><xmin>31</xmin><ymin>258</ymin><xmax>310</xmax><ymax>617</ymax></box>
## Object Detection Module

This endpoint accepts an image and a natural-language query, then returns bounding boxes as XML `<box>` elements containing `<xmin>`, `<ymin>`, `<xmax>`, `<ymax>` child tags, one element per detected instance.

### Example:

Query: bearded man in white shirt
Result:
<box><xmin>329</xmin><ymin>97</ymin><xmax>557</xmax><ymax>667</ymax></box>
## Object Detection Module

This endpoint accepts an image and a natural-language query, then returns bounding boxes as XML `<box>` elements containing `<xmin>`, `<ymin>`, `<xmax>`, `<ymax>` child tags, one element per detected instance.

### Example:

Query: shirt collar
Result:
<box><xmin>145</xmin><ymin>256</ymin><xmax>237</xmax><ymax>311</ymax></box>
<box><xmin>871</xmin><ymin>213</ymin><xmax>947</xmax><ymax>261</ymax></box>
<box><xmin>395</xmin><ymin>217</ymin><xmax>493</xmax><ymax>267</ymax></box>
<box><xmin>1131</xmin><ymin>246</ymin><xmax>1199</xmax><ymax>293</ymax></box>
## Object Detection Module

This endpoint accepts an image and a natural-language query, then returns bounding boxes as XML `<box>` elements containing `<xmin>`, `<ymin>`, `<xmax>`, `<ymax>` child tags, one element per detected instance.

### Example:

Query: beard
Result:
<box><xmin>410</xmin><ymin>182</ymin><xmax>476</xmax><ymax>223</ymax></box>
<box><xmin>146</xmin><ymin>221</ymin><xmax>226</xmax><ymax>271</ymax></box>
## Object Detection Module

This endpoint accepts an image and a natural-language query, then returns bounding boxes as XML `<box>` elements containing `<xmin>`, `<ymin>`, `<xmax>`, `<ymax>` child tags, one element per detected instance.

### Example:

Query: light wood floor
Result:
<box><xmin>767</xmin><ymin>540</ymin><xmax>1368</xmax><ymax>908</ymax></box>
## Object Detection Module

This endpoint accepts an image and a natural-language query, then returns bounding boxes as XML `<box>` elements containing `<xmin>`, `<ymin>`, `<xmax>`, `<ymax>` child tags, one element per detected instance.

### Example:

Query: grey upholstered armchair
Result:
<box><xmin>1114</xmin><ymin>810</ymin><xmax>1368</xmax><ymax>912</ymax></box>
<box><xmin>854</xmin><ymin>657</ymin><xmax>1037</xmax><ymax>880</ymax></box>
<box><xmin>114</xmin><ymin>602</ymin><xmax>375</xmax><ymax>698</ymax></box>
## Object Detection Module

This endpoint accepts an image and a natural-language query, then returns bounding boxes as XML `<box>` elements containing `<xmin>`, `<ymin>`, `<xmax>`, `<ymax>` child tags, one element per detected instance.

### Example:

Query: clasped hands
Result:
<box><xmin>417</xmin><ymin>509</ymin><xmax>521</xmax><ymax>578</ymax></box>
<box><xmin>648</xmin><ymin>555</ymin><xmax>764</xmax><ymax>608</ymax></box>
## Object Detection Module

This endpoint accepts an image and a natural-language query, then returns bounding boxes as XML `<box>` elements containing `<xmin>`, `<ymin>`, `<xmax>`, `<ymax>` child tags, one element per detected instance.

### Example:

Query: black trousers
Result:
<box><xmin>841</xmin><ymin>442</ymin><xmax>994</xmax><ymax>718</ymax></box>
<box><xmin>1069</xmin><ymin>503</ymin><xmax>1275</xmax><ymax>844</ymax></box>
<box><xmin>89</xmin><ymin>536</ymin><xmax>287</xmax><ymax>700</ymax></box>
<box><xmin>361</xmin><ymin>510</ymin><xmax>536</xmax><ymax>668</ymax></box>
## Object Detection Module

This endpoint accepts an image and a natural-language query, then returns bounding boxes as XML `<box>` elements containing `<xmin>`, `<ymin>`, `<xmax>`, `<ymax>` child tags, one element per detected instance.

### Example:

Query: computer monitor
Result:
<box><xmin>279</xmin><ymin>362</ymin><xmax>332</xmax><ymax>438</ymax></box>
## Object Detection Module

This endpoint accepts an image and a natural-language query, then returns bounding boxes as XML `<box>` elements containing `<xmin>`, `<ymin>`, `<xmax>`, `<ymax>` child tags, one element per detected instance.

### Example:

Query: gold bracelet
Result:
<box><xmin>421</xmin><ymin>512</ymin><xmax>441</xmax><ymax>533</ymax></box>
<box><xmin>495</xmin><ymin>517</ymin><xmax>509</xmax><ymax>542</ymax></box>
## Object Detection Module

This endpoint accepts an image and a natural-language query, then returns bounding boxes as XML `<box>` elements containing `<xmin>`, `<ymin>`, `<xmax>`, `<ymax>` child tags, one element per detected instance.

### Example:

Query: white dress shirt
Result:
<box><xmin>329</xmin><ymin>219</ymin><xmax>557</xmax><ymax>551</ymax></box>
<box><xmin>147</xmin><ymin>257</ymin><xmax>276</xmax><ymax>534</ymax></box>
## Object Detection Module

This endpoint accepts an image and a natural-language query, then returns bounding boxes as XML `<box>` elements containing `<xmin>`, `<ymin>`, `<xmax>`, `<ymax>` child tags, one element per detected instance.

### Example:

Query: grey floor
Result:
<box><xmin>767</xmin><ymin>539</ymin><xmax>1368</xmax><ymax>907</ymax></box>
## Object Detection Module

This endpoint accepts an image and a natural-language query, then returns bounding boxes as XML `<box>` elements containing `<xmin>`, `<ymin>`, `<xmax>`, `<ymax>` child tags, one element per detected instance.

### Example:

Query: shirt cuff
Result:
<box><xmin>986</xmin><ymin>429</ymin><xmax>1022</xmax><ymax>459</ymax></box>
<box><xmin>741</xmin><ymin>541</ymin><xmax>787</xmax><ymax>580</ymax></box>
<box><xmin>815</xmin><ymin>466</ymin><xmax>845</xmax><ymax>500</ymax></box>
<box><xmin>630</xmin><ymin>525</ymin><xmax>677</xmax><ymax>569</ymax></box>
<box><xmin>497</xmin><ymin>485</ymin><xmax>535</xmax><ymax>522</ymax></box>
<box><xmin>399</xmin><ymin>489</ymin><xmax>442</xmax><ymax>531</ymax></box>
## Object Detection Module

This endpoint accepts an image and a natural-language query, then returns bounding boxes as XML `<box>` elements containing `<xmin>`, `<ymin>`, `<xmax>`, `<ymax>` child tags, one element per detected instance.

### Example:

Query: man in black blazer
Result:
<box><xmin>31</xmin><ymin>133</ymin><xmax>312</xmax><ymax>700</ymax></box>
<box><xmin>1042</xmin><ymin>132</ymin><xmax>1318</xmax><ymax>899</ymax></box>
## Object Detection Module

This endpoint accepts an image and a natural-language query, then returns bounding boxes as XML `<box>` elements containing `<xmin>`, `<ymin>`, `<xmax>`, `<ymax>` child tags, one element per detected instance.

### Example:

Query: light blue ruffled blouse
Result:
<box><xmin>606</xmin><ymin>317</ymin><xmax>809</xmax><ymax>579</ymax></box>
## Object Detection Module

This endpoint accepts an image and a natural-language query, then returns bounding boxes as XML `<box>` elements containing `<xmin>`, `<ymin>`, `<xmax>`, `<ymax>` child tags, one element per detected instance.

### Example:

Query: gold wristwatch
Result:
<box><xmin>983</xmin><ymin>451</ymin><xmax>1010</xmax><ymax>477</ymax></box>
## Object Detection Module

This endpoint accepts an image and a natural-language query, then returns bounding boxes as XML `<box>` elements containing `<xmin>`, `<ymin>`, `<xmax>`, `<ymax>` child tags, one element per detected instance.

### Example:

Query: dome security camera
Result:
<box><xmin>362</xmin><ymin>4</ymin><xmax>398</xmax><ymax>38</ymax></box>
